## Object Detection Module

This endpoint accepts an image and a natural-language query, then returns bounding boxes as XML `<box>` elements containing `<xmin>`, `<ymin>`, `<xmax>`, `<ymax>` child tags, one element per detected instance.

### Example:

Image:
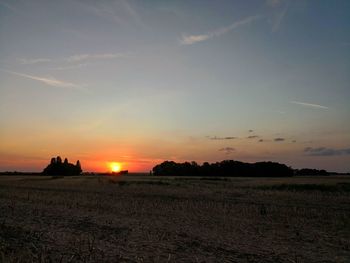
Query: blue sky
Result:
<box><xmin>0</xmin><ymin>0</ymin><xmax>349</xmax><ymax>172</ymax></box>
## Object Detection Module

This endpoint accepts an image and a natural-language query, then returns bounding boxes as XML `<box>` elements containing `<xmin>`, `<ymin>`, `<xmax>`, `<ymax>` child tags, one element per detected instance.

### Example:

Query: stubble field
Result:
<box><xmin>0</xmin><ymin>175</ymin><xmax>349</xmax><ymax>262</ymax></box>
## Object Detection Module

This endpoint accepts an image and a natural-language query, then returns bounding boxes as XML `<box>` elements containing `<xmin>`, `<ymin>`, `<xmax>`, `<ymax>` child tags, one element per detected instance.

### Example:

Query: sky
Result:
<box><xmin>0</xmin><ymin>0</ymin><xmax>349</xmax><ymax>173</ymax></box>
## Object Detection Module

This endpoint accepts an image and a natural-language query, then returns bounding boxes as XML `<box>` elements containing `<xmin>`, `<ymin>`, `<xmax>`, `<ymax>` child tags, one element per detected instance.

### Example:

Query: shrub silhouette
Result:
<box><xmin>43</xmin><ymin>156</ymin><xmax>82</xmax><ymax>175</ymax></box>
<box><xmin>152</xmin><ymin>160</ymin><xmax>293</xmax><ymax>177</ymax></box>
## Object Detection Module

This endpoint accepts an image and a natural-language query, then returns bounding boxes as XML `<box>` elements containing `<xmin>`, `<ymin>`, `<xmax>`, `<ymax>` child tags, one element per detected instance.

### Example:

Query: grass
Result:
<box><xmin>257</xmin><ymin>182</ymin><xmax>350</xmax><ymax>192</ymax></box>
<box><xmin>0</xmin><ymin>175</ymin><xmax>349</xmax><ymax>262</ymax></box>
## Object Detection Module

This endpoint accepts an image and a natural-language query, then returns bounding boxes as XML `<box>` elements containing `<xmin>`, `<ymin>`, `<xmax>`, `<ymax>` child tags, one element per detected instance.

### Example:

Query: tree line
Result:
<box><xmin>152</xmin><ymin>160</ymin><xmax>294</xmax><ymax>177</ymax></box>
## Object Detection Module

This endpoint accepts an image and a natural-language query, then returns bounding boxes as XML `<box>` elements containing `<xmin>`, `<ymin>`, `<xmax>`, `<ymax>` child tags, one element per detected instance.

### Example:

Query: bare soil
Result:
<box><xmin>0</xmin><ymin>175</ymin><xmax>349</xmax><ymax>262</ymax></box>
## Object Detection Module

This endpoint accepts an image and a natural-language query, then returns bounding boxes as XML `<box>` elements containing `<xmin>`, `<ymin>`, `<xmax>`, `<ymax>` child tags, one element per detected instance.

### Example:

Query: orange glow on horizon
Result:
<box><xmin>109</xmin><ymin>162</ymin><xmax>121</xmax><ymax>173</ymax></box>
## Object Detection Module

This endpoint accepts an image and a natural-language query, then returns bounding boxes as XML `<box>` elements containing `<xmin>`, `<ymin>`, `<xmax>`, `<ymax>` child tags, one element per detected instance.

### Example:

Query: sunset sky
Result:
<box><xmin>0</xmin><ymin>0</ymin><xmax>349</xmax><ymax>173</ymax></box>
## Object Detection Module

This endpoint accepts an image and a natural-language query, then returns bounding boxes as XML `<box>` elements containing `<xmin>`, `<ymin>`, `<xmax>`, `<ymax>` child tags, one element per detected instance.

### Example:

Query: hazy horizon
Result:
<box><xmin>1</xmin><ymin>0</ymin><xmax>349</xmax><ymax>173</ymax></box>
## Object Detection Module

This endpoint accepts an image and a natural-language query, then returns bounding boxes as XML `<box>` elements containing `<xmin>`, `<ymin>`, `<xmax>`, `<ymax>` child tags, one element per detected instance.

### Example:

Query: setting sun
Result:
<box><xmin>109</xmin><ymin>162</ymin><xmax>121</xmax><ymax>173</ymax></box>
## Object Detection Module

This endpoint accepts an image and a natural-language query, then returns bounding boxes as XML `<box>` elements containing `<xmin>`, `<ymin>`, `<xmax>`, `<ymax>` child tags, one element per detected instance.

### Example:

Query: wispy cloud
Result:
<box><xmin>275</xmin><ymin>110</ymin><xmax>286</xmax><ymax>114</ymax></box>
<box><xmin>50</xmin><ymin>63</ymin><xmax>90</xmax><ymax>71</ymax></box>
<box><xmin>180</xmin><ymin>15</ymin><xmax>261</xmax><ymax>45</ymax></box>
<box><xmin>18</xmin><ymin>58</ymin><xmax>52</xmax><ymax>65</ymax></box>
<box><xmin>266</xmin><ymin>0</ymin><xmax>289</xmax><ymax>32</ymax></box>
<box><xmin>82</xmin><ymin>0</ymin><xmax>147</xmax><ymax>29</ymax></box>
<box><xmin>209</xmin><ymin>136</ymin><xmax>237</xmax><ymax>140</ymax></box>
<box><xmin>272</xmin><ymin>4</ymin><xmax>288</xmax><ymax>32</ymax></box>
<box><xmin>290</xmin><ymin>101</ymin><xmax>329</xmax><ymax>109</ymax></box>
<box><xmin>1</xmin><ymin>70</ymin><xmax>84</xmax><ymax>90</ymax></box>
<box><xmin>247</xmin><ymin>135</ymin><xmax>259</xmax><ymax>139</ymax></box>
<box><xmin>274</xmin><ymin>137</ymin><xmax>285</xmax><ymax>142</ymax></box>
<box><xmin>64</xmin><ymin>53</ymin><xmax>127</xmax><ymax>63</ymax></box>
<box><xmin>219</xmin><ymin>147</ymin><xmax>235</xmax><ymax>155</ymax></box>
<box><xmin>0</xmin><ymin>2</ymin><xmax>16</xmax><ymax>11</ymax></box>
<box><xmin>266</xmin><ymin>0</ymin><xmax>282</xmax><ymax>7</ymax></box>
<box><xmin>304</xmin><ymin>147</ymin><xmax>350</xmax><ymax>156</ymax></box>
<box><xmin>18</xmin><ymin>53</ymin><xmax>128</xmax><ymax>66</ymax></box>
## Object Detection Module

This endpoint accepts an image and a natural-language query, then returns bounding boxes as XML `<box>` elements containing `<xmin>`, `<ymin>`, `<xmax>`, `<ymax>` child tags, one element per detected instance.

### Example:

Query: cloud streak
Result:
<box><xmin>83</xmin><ymin>0</ymin><xmax>147</xmax><ymax>29</ymax></box>
<box><xmin>271</xmin><ymin>3</ymin><xmax>289</xmax><ymax>32</ymax></box>
<box><xmin>1</xmin><ymin>70</ymin><xmax>83</xmax><ymax>90</ymax></box>
<box><xmin>0</xmin><ymin>2</ymin><xmax>16</xmax><ymax>11</ymax></box>
<box><xmin>18</xmin><ymin>58</ymin><xmax>52</xmax><ymax>65</ymax></box>
<box><xmin>266</xmin><ymin>0</ymin><xmax>289</xmax><ymax>32</ymax></box>
<box><xmin>209</xmin><ymin>136</ymin><xmax>237</xmax><ymax>140</ymax></box>
<box><xmin>247</xmin><ymin>135</ymin><xmax>259</xmax><ymax>139</ymax></box>
<box><xmin>180</xmin><ymin>15</ymin><xmax>261</xmax><ymax>45</ymax></box>
<box><xmin>18</xmin><ymin>53</ymin><xmax>129</xmax><ymax>66</ymax></box>
<box><xmin>219</xmin><ymin>147</ymin><xmax>235</xmax><ymax>155</ymax></box>
<box><xmin>266</xmin><ymin>0</ymin><xmax>283</xmax><ymax>7</ymax></box>
<box><xmin>274</xmin><ymin>138</ymin><xmax>285</xmax><ymax>142</ymax></box>
<box><xmin>304</xmin><ymin>147</ymin><xmax>350</xmax><ymax>156</ymax></box>
<box><xmin>64</xmin><ymin>53</ymin><xmax>127</xmax><ymax>63</ymax></box>
<box><xmin>290</xmin><ymin>101</ymin><xmax>329</xmax><ymax>109</ymax></box>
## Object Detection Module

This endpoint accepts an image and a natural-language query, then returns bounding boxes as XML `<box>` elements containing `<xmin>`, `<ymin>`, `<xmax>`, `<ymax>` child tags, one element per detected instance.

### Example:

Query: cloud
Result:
<box><xmin>65</xmin><ymin>53</ymin><xmax>127</xmax><ymax>63</ymax></box>
<box><xmin>1</xmin><ymin>69</ymin><xmax>84</xmax><ymax>90</ymax></box>
<box><xmin>219</xmin><ymin>147</ymin><xmax>235</xmax><ymax>155</ymax></box>
<box><xmin>0</xmin><ymin>2</ymin><xmax>16</xmax><ymax>11</ymax></box>
<box><xmin>18</xmin><ymin>53</ymin><xmax>128</xmax><ymax>66</ymax></box>
<box><xmin>272</xmin><ymin>5</ymin><xmax>288</xmax><ymax>32</ymax></box>
<box><xmin>50</xmin><ymin>63</ymin><xmax>90</xmax><ymax>71</ymax></box>
<box><xmin>82</xmin><ymin>0</ymin><xmax>147</xmax><ymax>29</ymax></box>
<box><xmin>290</xmin><ymin>101</ymin><xmax>329</xmax><ymax>109</ymax></box>
<box><xmin>209</xmin><ymin>136</ymin><xmax>237</xmax><ymax>140</ymax></box>
<box><xmin>180</xmin><ymin>15</ymin><xmax>261</xmax><ymax>45</ymax></box>
<box><xmin>258</xmin><ymin>139</ymin><xmax>264</xmax><ymax>142</ymax></box>
<box><xmin>248</xmin><ymin>129</ymin><xmax>254</xmax><ymax>133</ymax></box>
<box><xmin>266</xmin><ymin>0</ymin><xmax>282</xmax><ymax>7</ymax></box>
<box><xmin>18</xmin><ymin>58</ymin><xmax>52</xmax><ymax>65</ymax></box>
<box><xmin>247</xmin><ymin>135</ymin><xmax>259</xmax><ymax>139</ymax></box>
<box><xmin>274</xmin><ymin>138</ymin><xmax>285</xmax><ymax>142</ymax></box>
<box><xmin>266</xmin><ymin>0</ymin><xmax>289</xmax><ymax>32</ymax></box>
<box><xmin>304</xmin><ymin>147</ymin><xmax>350</xmax><ymax>156</ymax></box>
<box><xmin>275</xmin><ymin>110</ymin><xmax>286</xmax><ymax>114</ymax></box>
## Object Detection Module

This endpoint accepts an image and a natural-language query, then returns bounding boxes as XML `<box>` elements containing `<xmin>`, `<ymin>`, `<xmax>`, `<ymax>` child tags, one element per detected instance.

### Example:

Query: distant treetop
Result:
<box><xmin>43</xmin><ymin>156</ymin><xmax>82</xmax><ymax>175</ymax></box>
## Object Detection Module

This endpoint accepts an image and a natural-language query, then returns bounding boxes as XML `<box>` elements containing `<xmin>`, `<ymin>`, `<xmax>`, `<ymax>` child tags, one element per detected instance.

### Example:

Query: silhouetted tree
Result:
<box><xmin>43</xmin><ymin>156</ymin><xmax>82</xmax><ymax>176</ymax></box>
<box><xmin>76</xmin><ymin>160</ymin><xmax>82</xmax><ymax>174</ymax></box>
<box><xmin>294</xmin><ymin>168</ymin><xmax>328</xmax><ymax>176</ymax></box>
<box><xmin>152</xmin><ymin>160</ymin><xmax>293</xmax><ymax>177</ymax></box>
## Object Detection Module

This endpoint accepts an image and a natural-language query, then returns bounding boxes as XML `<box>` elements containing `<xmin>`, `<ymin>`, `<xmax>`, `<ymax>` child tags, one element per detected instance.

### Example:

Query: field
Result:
<box><xmin>0</xmin><ymin>175</ymin><xmax>349</xmax><ymax>262</ymax></box>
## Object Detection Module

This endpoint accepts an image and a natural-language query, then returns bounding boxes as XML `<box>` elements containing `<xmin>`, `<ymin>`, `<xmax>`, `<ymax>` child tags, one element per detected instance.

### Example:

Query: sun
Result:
<box><xmin>110</xmin><ymin>162</ymin><xmax>121</xmax><ymax>173</ymax></box>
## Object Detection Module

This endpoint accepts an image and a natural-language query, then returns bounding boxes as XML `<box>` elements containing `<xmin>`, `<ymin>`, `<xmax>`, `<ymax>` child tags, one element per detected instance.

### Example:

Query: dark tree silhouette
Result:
<box><xmin>43</xmin><ymin>156</ymin><xmax>82</xmax><ymax>176</ymax></box>
<box><xmin>76</xmin><ymin>160</ymin><xmax>82</xmax><ymax>174</ymax></box>
<box><xmin>152</xmin><ymin>160</ymin><xmax>293</xmax><ymax>177</ymax></box>
<box><xmin>294</xmin><ymin>168</ymin><xmax>329</xmax><ymax>176</ymax></box>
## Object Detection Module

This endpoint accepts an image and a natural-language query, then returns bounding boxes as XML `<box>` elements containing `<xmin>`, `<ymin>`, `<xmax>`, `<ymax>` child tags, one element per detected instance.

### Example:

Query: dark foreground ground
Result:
<box><xmin>0</xmin><ymin>175</ymin><xmax>349</xmax><ymax>262</ymax></box>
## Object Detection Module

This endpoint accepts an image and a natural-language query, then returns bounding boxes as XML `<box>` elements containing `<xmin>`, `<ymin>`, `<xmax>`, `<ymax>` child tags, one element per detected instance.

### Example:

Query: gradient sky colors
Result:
<box><xmin>0</xmin><ymin>0</ymin><xmax>349</xmax><ymax>172</ymax></box>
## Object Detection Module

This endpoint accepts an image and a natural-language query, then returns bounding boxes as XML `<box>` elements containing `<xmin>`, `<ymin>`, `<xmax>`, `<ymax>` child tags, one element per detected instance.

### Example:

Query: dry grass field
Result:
<box><xmin>0</xmin><ymin>175</ymin><xmax>349</xmax><ymax>262</ymax></box>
